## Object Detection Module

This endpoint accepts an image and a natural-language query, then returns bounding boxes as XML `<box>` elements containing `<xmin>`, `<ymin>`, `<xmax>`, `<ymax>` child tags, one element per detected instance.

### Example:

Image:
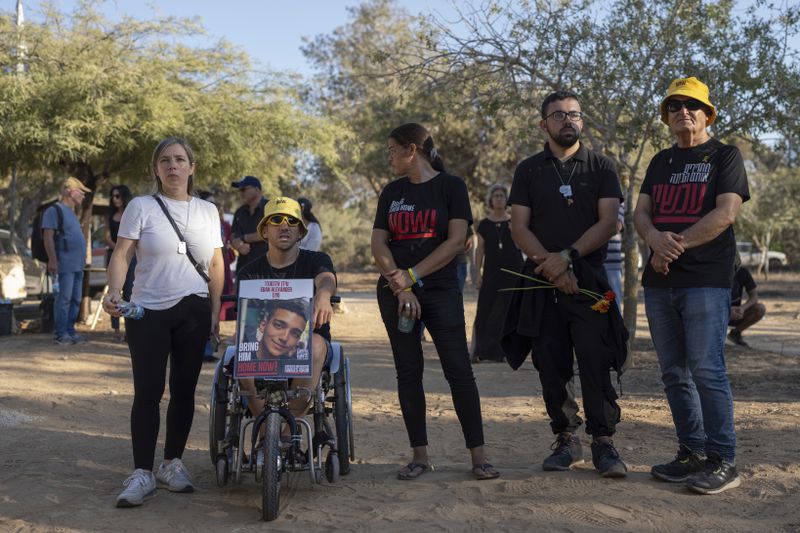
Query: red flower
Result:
<box><xmin>604</xmin><ymin>290</ymin><xmax>616</xmax><ymax>302</ymax></box>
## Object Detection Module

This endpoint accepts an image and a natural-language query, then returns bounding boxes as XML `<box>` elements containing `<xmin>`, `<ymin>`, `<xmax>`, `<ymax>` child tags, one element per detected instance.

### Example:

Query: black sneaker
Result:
<box><xmin>591</xmin><ymin>439</ymin><xmax>627</xmax><ymax>478</ymax></box>
<box><xmin>686</xmin><ymin>452</ymin><xmax>741</xmax><ymax>494</ymax></box>
<box><xmin>542</xmin><ymin>433</ymin><xmax>583</xmax><ymax>471</ymax></box>
<box><xmin>727</xmin><ymin>330</ymin><xmax>749</xmax><ymax>347</ymax></box>
<box><xmin>651</xmin><ymin>444</ymin><xmax>706</xmax><ymax>482</ymax></box>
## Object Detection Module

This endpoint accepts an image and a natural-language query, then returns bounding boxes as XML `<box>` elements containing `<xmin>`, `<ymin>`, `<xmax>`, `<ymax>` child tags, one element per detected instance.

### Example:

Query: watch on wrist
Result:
<box><xmin>568</xmin><ymin>247</ymin><xmax>580</xmax><ymax>261</ymax></box>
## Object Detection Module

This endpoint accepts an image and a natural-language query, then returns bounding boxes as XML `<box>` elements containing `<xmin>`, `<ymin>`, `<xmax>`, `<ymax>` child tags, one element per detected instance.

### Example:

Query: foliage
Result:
<box><xmin>315</xmin><ymin>200</ymin><xmax>375</xmax><ymax>271</ymax></box>
<box><xmin>0</xmin><ymin>0</ymin><xmax>350</xmax><ymax>238</ymax></box>
<box><xmin>405</xmin><ymin>0</ymin><xmax>800</xmax><ymax>337</ymax></box>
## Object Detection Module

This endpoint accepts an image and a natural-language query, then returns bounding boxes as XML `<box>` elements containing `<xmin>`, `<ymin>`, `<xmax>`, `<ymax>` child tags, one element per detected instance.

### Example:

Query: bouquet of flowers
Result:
<box><xmin>499</xmin><ymin>268</ymin><xmax>616</xmax><ymax>314</ymax></box>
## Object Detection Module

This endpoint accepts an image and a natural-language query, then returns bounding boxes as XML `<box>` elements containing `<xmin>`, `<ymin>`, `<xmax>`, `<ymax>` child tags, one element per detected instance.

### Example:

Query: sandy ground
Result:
<box><xmin>1</xmin><ymin>272</ymin><xmax>799</xmax><ymax>532</ymax></box>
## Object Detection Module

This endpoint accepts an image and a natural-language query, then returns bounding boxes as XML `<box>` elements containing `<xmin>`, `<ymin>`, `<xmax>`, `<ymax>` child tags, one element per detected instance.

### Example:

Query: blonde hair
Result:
<box><xmin>150</xmin><ymin>136</ymin><xmax>196</xmax><ymax>195</ymax></box>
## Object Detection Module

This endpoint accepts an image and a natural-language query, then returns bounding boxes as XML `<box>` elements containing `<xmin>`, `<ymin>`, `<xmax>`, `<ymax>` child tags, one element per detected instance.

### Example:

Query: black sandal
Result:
<box><xmin>472</xmin><ymin>463</ymin><xmax>500</xmax><ymax>480</ymax></box>
<box><xmin>398</xmin><ymin>462</ymin><xmax>431</xmax><ymax>480</ymax></box>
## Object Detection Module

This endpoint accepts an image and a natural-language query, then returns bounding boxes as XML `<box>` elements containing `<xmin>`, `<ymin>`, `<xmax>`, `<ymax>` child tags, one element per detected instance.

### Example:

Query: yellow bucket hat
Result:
<box><xmin>660</xmin><ymin>76</ymin><xmax>716</xmax><ymax>126</ymax></box>
<box><xmin>256</xmin><ymin>196</ymin><xmax>308</xmax><ymax>238</ymax></box>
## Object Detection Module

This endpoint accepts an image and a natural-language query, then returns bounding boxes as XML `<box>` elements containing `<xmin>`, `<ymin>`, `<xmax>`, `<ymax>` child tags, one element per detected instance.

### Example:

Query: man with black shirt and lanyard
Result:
<box><xmin>231</xmin><ymin>176</ymin><xmax>269</xmax><ymax>278</ymax></box>
<box><xmin>237</xmin><ymin>196</ymin><xmax>337</xmax><ymax>420</ymax></box>
<box><xmin>635</xmin><ymin>77</ymin><xmax>749</xmax><ymax>494</ymax></box>
<box><xmin>503</xmin><ymin>90</ymin><xmax>628</xmax><ymax>478</ymax></box>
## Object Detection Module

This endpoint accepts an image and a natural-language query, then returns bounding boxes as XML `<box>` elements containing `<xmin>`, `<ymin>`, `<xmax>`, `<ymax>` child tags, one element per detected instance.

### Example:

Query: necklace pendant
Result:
<box><xmin>566</xmin><ymin>198</ymin><xmax>574</xmax><ymax>206</ymax></box>
<box><xmin>498</xmin><ymin>241</ymin><xmax>503</xmax><ymax>250</ymax></box>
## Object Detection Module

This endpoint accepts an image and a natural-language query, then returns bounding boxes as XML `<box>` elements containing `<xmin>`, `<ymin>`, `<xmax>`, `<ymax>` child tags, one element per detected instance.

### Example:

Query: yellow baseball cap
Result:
<box><xmin>660</xmin><ymin>76</ymin><xmax>716</xmax><ymax>126</ymax></box>
<box><xmin>63</xmin><ymin>177</ymin><xmax>91</xmax><ymax>193</ymax></box>
<box><xmin>256</xmin><ymin>197</ymin><xmax>308</xmax><ymax>238</ymax></box>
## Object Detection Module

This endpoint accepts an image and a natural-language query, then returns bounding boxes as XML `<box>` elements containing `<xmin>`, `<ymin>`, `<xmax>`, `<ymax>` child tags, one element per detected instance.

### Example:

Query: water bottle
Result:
<box><xmin>117</xmin><ymin>301</ymin><xmax>145</xmax><ymax>320</ymax></box>
<box><xmin>50</xmin><ymin>275</ymin><xmax>60</xmax><ymax>293</ymax></box>
<box><xmin>397</xmin><ymin>306</ymin><xmax>415</xmax><ymax>334</ymax></box>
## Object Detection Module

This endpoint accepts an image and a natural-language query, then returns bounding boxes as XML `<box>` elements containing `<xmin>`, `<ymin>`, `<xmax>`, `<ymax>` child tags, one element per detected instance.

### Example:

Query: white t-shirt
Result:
<box><xmin>119</xmin><ymin>194</ymin><xmax>223</xmax><ymax>310</ymax></box>
<box><xmin>299</xmin><ymin>222</ymin><xmax>322</xmax><ymax>252</ymax></box>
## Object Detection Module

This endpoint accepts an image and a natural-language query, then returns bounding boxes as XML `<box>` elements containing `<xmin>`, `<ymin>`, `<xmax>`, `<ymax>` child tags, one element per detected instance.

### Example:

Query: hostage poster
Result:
<box><xmin>233</xmin><ymin>279</ymin><xmax>314</xmax><ymax>379</ymax></box>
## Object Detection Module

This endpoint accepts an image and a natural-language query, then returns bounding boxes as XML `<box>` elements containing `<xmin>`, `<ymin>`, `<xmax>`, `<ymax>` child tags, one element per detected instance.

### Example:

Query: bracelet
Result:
<box><xmin>403</xmin><ymin>287</ymin><xmax>412</xmax><ymax>292</ymax></box>
<box><xmin>407</xmin><ymin>267</ymin><xmax>424</xmax><ymax>287</ymax></box>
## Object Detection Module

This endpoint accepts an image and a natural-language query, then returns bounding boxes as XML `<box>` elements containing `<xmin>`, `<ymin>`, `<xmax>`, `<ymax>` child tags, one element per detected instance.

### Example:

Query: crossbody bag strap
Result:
<box><xmin>152</xmin><ymin>195</ymin><xmax>211</xmax><ymax>283</ymax></box>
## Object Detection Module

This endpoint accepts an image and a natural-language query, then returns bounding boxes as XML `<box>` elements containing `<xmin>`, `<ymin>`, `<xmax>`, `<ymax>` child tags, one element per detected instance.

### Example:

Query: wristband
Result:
<box><xmin>408</xmin><ymin>267</ymin><xmax>424</xmax><ymax>287</ymax></box>
<box><xmin>403</xmin><ymin>287</ymin><xmax>412</xmax><ymax>292</ymax></box>
<box><xmin>559</xmin><ymin>249</ymin><xmax>572</xmax><ymax>266</ymax></box>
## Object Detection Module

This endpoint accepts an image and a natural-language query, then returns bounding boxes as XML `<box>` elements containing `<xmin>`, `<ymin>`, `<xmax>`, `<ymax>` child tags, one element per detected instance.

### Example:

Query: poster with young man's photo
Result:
<box><xmin>234</xmin><ymin>279</ymin><xmax>314</xmax><ymax>379</ymax></box>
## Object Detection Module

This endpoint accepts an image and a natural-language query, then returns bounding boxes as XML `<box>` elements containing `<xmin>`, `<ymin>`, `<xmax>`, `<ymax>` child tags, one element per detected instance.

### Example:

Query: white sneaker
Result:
<box><xmin>116</xmin><ymin>469</ymin><xmax>156</xmax><ymax>508</ymax></box>
<box><xmin>156</xmin><ymin>458</ymin><xmax>194</xmax><ymax>493</ymax></box>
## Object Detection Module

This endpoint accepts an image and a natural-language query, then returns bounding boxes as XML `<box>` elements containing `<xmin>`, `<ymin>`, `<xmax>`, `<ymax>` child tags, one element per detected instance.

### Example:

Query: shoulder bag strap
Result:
<box><xmin>152</xmin><ymin>195</ymin><xmax>211</xmax><ymax>283</ymax></box>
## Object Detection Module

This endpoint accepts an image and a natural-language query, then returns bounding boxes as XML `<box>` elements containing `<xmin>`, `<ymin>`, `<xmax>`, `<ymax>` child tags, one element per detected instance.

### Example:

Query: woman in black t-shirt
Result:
<box><xmin>372</xmin><ymin>123</ymin><xmax>499</xmax><ymax>481</ymax></box>
<box><xmin>104</xmin><ymin>185</ymin><xmax>135</xmax><ymax>341</ymax></box>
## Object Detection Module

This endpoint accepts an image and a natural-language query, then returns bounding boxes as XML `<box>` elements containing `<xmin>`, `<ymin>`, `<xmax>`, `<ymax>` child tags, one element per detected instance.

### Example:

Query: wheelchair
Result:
<box><xmin>208</xmin><ymin>295</ymin><xmax>354</xmax><ymax>521</ymax></box>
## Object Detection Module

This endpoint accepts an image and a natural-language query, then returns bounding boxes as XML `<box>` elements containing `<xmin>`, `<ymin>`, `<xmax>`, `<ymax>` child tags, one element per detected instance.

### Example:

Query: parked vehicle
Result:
<box><xmin>737</xmin><ymin>241</ymin><xmax>789</xmax><ymax>270</ymax></box>
<box><xmin>0</xmin><ymin>229</ymin><xmax>32</xmax><ymax>303</ymax></box>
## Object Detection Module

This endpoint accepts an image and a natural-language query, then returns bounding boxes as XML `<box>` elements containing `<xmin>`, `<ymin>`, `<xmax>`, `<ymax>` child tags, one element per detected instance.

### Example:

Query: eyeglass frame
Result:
<box><xmin>545</xmin><ymin>110</ymin><xmax>584</xmax><ymax>122</ymax></box>
<box><xmin>266</xmin><ymin>214</ymin><xmax>302</xmax><ymax>227</ymax></box>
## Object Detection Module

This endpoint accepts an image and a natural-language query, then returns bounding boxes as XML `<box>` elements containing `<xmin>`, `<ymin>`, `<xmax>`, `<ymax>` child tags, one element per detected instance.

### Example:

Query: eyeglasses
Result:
<box><xmin>267</xmin><ymin>214</ymin><xmax>301</xmax><ymax>227</ymax></box>
<box><xmin>665</xmin><ymin>99</ymin><xmax>706</xmax><ymax>113</ymax></box>
<box><xmin>546</xmin><ymin>110</ymin><xmax>584</xmax><ymax>122</ymax></box>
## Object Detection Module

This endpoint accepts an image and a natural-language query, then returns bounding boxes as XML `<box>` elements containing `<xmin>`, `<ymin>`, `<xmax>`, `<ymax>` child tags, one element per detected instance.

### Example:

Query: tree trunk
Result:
<box><xmin>622</xmin><ymin>179</ymin><xmax>639</xmax><ymax>344</ymax></box>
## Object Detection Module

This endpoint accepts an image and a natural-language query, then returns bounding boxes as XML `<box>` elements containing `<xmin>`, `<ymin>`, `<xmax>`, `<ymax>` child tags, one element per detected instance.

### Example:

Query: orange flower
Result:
<box><xmin>591</xmin><ymin>299</ymin><xmax>611</xmax><ymax>313</ymax></box>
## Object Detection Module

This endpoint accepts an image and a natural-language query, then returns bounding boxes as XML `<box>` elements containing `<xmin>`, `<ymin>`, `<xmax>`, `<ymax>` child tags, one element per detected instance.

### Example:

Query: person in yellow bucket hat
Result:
<box><xmin>238</xmin><ymin>196</ymin><xmax>336</xmax><ymax>426</ymax></box>
<box><xmin>634</xmin><ymin>77</ymin><xmax>750</xmax><ymax>494</ymax></box>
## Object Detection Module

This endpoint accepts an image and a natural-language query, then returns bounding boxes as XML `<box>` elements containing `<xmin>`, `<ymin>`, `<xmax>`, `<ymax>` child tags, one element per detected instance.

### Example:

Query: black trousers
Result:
<box><xmin>377</xmin><ymin>283</ymin><xmax>484</xmax><ymax>449</ymax></box>
<box><xmin>533</xmin><ymin>290</ymin><xmax>621</xmax><ymax>438</ymax></box>
<box><xmin>126</xmin><ymin>294</ymin><xmax>210</xmax><ymax>470</ymax></box>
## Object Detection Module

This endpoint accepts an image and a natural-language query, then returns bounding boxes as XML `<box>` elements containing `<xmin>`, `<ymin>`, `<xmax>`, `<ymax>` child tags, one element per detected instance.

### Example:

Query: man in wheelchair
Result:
<box><xmin>237</xmin><ymin>196</ymin><xmax>337</xmax><ymax>422</ymax></box>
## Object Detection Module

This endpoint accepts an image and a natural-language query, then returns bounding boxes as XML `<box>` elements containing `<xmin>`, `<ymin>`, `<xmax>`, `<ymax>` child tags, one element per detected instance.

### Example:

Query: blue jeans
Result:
<box><xmin>55</xmin><ymin>270</ymin><xmax>84</xmax><ymax>338</ymax></box>
<box><xmin>644</xmin><ymin>287</ymin><xmax>736</xmax><ymax>462</ymax></box>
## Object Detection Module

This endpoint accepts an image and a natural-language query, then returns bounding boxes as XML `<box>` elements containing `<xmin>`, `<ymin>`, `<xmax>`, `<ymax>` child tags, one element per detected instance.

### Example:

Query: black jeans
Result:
<box><xmin>126</xmin><ymin>294</ymin><xmax>210</xmax><ymax>470</ymax></box>
<box><xmin>533</xmin><ymin>289</ymin><xmax>621</xmax><ymax>437</ymax></box>
<box><xmin>377</xmin><ymin>283</ymin><xmax>484</xmax><ymax>449</ymax></box>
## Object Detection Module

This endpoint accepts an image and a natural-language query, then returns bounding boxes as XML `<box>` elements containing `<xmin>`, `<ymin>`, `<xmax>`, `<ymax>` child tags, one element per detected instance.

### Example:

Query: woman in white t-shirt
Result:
<box><xmin>103</xmin><ymin>137</ymin><xmax>224</xmax><ymax>508</ymax></box>
<box><xmin>298</xmin><ymin>197</ymin><xmax>322</xmax><ymax>251</ymax></box>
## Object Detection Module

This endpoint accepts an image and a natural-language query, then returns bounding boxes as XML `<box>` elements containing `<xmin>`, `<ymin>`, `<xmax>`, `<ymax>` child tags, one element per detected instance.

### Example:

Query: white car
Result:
<box><xmin>0</xmin><ymin>230</ymin><xmax>29</xmax><ymax>303</ymax></box>
<box><xmin>737</xmin><ymin>241</ymin><xmax>788</xmax><ymax>270</ymax></box>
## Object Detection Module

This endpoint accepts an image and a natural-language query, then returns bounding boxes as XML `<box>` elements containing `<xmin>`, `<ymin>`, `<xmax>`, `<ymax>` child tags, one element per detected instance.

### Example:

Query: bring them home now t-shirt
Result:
<box><xmin>640</xmin><ymin>138</ymin><xmax>750</xmax><ymax>288</ymax></box>
<box><xmin>373</xmin><ymin>172</ymin><xmax>473</xmax><ymax>290</ymax></box>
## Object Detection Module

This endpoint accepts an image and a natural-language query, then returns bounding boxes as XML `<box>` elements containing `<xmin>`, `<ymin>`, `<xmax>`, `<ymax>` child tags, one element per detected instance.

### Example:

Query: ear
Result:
<box><xmin>539</xmin><ymin>119</ymin><xmax>547</xmax><ymax>133</ymax></box>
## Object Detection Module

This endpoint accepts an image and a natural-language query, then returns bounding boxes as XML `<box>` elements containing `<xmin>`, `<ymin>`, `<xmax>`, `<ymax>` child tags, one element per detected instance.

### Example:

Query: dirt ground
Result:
<box><xmin>1</xmin><ymin>271</ymin><xmax>799</xmax><ymax>532</ymax></box>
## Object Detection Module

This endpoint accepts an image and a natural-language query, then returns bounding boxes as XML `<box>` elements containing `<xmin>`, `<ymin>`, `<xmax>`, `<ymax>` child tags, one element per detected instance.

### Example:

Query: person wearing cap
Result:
<box><xmin>634</xmin><ymin>76</ymin><xmax>750</xmax><ymax>494</ymax></box>
<box><xmin>237</xmin><ymin>196</ymin><xmax>337</xmax><ymax>421</ymax></box>
<box><xmin>231</xmin><ymin>176</ymin><xmax>268</xmax><ymax>277</ymax></box>
<box><xmin>297</xmin><ymin>197</ymin><xmax>323</xmax><ymax>252</ymax></box>
<box><xmin>43</xmin><ymin>177</ymin><xmax>91</xmax><ymax>345</ymax></box>
<box><xmin>502</xmin><ymin>91</ymin><xmax>628</xmax><ymax>479</ymax></box>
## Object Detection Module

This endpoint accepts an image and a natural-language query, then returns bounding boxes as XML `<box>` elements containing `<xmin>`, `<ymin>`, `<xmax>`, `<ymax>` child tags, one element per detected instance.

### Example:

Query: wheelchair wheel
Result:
<box><xmin>261</xmin><ymin>411</ymin><xmax>282</xmax><ymax>522</ymax></box>
<box><xmin>333</xmin><ymin>357</ymin><xmax>351</xmax><ymax>475</ymax></box>
<box><xmin>209</xmin><ymin>360</ymin><xmax>229</xmax><ymax>464</ymax></box>
<box><xmin>325</xmin><ymin>450</ymin><xmax>340</xmax><ymax>483</ymax></box>
<box><xmin>215</xmin><ymin>456</ymin><xmax>228</xmax><ymax>487</ymax></box>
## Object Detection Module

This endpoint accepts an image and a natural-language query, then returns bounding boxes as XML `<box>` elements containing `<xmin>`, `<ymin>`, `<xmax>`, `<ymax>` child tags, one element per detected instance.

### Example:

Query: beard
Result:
<box><xmin>550</xmin><ymin>124</ymin><xmax>581</xmax><ymax>148</ymax></box>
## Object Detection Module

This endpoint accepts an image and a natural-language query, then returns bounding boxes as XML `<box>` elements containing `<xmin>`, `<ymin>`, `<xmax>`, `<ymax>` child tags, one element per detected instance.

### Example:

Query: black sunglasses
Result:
<box><xmin>665</xmin><ymin>99</ymin><xmax>707</xmax><ymax>113</ymax></box>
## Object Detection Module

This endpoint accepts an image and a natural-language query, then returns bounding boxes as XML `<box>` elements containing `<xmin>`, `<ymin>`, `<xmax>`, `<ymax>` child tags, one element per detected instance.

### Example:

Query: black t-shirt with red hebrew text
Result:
<box><xmin>373</xmin><ymin>172</ymin><xmax>473</xmax><ymax>290</ymax></box>
<box><xmin>640</xmin><ymin>138</ymin><xmax>750</xmax><ymax>288</ymax></box>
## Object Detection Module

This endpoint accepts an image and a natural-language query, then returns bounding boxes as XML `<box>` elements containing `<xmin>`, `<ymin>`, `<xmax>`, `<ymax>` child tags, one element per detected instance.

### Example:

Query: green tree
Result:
<box><xmin>0</xmin><ymin>1</ymin><xmax>349</xmax><ymax>315</ymax></box>
<box><xmin>408</xmin><ymin>0</ymin><xmax>800</xmax><ymax>339</ymax></box>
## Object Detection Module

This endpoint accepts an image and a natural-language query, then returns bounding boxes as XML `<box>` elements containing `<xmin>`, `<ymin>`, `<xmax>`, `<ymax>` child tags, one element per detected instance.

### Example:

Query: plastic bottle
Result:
<box><xmin>117</xmin><ymin>301</ymin><xmax>145</xmax><ymax>320</ymax></box>
<box><xmin>50</xmin><ymin>274</ymin><xmax>60</xmax><ymax>293</ymax></box>
<box><xmin>397</xmin><ymin>306</ymin><xmax>415</xmax><ymax>334</ymax></box>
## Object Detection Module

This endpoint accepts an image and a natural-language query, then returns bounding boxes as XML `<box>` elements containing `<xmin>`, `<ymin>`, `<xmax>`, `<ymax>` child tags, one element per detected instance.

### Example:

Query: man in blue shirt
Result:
<box><xmin>43</xmin><ymin>177</ymin><xmax>90</xmax><ymax>345</ymax></box>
